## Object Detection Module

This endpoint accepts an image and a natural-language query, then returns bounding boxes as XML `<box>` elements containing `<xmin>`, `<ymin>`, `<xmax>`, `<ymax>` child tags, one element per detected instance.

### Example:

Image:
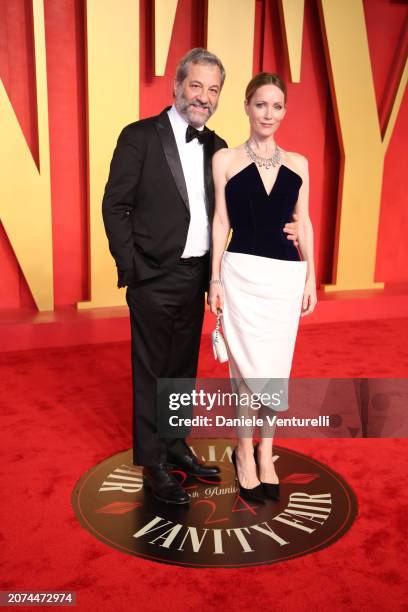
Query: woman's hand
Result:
<box><xmin>208</xmin><ymin>280</ymin><xmax>224</xmax><ymax>315</ymax></box>
<box><xmin>301</xmin><ymin>277</ymin><xmax>317</xmax><ymax>317</ymax></box>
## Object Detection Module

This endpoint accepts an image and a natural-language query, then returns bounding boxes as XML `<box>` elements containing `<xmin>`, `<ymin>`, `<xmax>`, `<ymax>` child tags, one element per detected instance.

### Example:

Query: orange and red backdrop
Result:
<box><xmin>0</xmin><ymin>0</ymin><xmax>407</xmax><ymax>313</ymax></box>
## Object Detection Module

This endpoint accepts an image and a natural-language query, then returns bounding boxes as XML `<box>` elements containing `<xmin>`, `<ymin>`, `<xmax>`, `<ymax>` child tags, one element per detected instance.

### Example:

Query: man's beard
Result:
<box><xmin>175</xmin><ymin>93</ymin><xmax>216</xmax><ymax>127</ymax></box>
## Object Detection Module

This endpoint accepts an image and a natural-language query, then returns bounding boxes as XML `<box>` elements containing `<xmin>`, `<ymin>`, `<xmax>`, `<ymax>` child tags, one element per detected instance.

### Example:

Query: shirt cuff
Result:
<box><xmin>117</xmin><ymin>268</ymin><xmax>136</xmax><ymax>288</ymax></box>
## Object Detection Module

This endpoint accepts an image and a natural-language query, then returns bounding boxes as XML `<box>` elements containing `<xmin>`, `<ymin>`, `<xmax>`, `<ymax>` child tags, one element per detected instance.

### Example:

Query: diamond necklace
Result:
<box><xmin>245</xmin><ymin>140</ymin><xmax>281</xmax><ymax>169</ymax></box>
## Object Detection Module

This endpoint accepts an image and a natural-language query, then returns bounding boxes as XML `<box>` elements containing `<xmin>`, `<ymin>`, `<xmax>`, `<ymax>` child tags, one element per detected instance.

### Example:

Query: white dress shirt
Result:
<box><xmin>167</xmin><ymin>105</ymin><xmax>210</xmax><ymax>257</ymax></box>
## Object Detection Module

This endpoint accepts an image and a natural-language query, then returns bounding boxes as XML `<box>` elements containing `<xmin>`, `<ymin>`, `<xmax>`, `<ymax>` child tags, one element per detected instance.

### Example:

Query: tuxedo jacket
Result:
<box><xmin>102</xmin><ymin>106</ymin><xmax>228</xmax><ymax>287</ymax></box>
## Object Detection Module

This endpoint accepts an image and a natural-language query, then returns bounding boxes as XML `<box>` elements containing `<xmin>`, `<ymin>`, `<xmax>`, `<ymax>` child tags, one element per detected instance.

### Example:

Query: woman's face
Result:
<box><xmin>245</xmin><ymin>84</ymin><xmax>286</xmax><ymax>138</ymax></box>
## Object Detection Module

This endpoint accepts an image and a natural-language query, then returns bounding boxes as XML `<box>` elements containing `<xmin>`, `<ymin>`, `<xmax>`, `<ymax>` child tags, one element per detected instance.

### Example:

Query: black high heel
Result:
<box><xmin>231</xmin><ymin>448</ymin><xmax>266</xmax><ymax>503</ymax></box>
<box><xmin>254</xmin><ymin>443</ymin><xmax>280</xmax><ymax>501</ymax></box>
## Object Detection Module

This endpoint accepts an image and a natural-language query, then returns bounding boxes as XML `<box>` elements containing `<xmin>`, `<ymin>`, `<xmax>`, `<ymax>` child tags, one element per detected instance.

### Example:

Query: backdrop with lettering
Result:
<box><xmin>0</xmin><ymin>0</ymin><xmax>407</xmax><ymax>312</ymax></box>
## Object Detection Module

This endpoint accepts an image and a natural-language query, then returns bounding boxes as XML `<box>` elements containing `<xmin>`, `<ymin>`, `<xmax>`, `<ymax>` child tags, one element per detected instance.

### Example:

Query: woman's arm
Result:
<box><xmin>292</xmin><ymin>154</ymin><xmax>317</xmax><ymax>317</ymax></box>
<box><xmin>208</xmin><ymin>149</ymin><xmax>231</xmax><ymax>315</ymax></box>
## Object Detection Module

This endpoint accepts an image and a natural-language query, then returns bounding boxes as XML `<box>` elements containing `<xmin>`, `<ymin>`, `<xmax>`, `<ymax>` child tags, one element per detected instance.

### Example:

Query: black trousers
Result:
<box><xmin>126</xmin><ymin>254</ymin><xmax>209</xmax><ymax>466</ymax></box>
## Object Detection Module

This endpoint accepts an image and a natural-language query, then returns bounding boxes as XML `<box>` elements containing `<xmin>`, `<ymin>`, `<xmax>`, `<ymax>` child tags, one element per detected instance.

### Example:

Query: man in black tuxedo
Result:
<box><xmin>103</xmin><ymin>48</ymin><xmax>298</xmax><ymax>504</ymax></box>
<box><xmin>103</xmin><ymin>49</ymin><xmax>227</xmax><ymax>504</ymax></box>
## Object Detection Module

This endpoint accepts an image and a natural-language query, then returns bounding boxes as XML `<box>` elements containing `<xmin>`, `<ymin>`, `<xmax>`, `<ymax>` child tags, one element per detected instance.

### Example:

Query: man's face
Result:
<box><xmin>173</xmin><ymin>62</ymin><xmax>222</xmax><ymax>128</ymax></box>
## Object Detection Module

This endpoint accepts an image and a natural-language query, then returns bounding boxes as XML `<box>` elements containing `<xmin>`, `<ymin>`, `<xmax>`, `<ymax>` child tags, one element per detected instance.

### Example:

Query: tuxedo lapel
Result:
<box><xmin>203</xmin><ymin>128</ymin><xmax>216</xmax><ymax>218</ymax></box>
<box><xmin>155</xmin><ymin>108</ymin><xmax>189</xmax><ymax>213</ymax></box>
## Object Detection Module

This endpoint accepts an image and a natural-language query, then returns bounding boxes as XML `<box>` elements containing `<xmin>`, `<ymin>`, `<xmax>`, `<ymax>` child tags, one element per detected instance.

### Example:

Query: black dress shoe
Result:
<box><xmin>167</xmin><ymin>452</ymin><xmax>220</xmax><ymax>477</ymax></box>
<box><xmin>143</xmin><ymin>463</ymin><xmax>190</xmax><ymax>504</ymax></box>
<box><xmin>231</xmin><ymin>448</ymin><xmax>265</xmax><ymax>503</ymax></box>
<box><xmin>254</xmin><ymin>444</ymin><xmax>280</xmax><ymax>500</ymax></box>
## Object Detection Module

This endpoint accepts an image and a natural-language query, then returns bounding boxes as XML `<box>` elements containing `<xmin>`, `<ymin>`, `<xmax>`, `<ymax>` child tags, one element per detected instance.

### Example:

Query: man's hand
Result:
<box><xmin>283</xmin><ymin>213</ymin><xmax>299</xmax><ymax>247</ymax></box>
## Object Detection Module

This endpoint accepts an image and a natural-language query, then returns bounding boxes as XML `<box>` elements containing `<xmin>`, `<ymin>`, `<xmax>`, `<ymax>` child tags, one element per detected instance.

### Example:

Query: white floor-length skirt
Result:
<box><xmin>220</xmin><ymin>251</ymin><xmax>307</xmax><ymax>412</ymax></box>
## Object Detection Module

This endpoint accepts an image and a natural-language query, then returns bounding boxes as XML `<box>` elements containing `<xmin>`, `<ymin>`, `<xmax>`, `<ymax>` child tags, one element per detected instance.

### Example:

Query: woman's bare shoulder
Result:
<box><xmin>213</xmin><ymin>145</ymin><xmax>243</xmax><ymax>160</ymax></box>
<box><xmin>282</xmin><ymin>150</ymin><xmax>308</xmax><ymax>177</ymax></box>
<box><xmin>213</xmin><ymin>145</ymin><xmax>245</xmax><ymax>170</ymax></box>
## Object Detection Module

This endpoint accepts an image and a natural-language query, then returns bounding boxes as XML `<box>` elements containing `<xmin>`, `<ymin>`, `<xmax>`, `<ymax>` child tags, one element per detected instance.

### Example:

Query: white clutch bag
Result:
<box><xmin>211</xmin><ymin>312</ymin><xmax>228</xmax><ymax>363</ymax></box>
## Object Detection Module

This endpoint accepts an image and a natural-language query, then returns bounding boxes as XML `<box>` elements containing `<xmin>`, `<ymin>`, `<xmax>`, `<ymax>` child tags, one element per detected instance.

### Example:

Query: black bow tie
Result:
<box><xmin>185</xmin><ymin>124</ymin><xmax>212</xmax><ymax>144</ymax></box>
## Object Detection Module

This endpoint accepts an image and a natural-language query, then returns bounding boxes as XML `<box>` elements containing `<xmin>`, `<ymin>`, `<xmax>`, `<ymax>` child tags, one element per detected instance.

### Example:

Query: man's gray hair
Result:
<box><xmin>175</xmin><ymin>48</ymin><xmax>226</xmax><ymax>87</ymax></box>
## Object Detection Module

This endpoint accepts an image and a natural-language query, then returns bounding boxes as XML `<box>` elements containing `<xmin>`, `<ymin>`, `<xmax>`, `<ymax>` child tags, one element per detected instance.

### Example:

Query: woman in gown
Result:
<box><xmin>209</xmin><ymin>72</ymin><xmax>317</xmax><ymax>502</ymax></box>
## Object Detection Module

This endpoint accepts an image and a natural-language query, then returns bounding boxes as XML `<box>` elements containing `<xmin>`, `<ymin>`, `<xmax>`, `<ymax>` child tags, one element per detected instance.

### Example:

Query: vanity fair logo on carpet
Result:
<box><xmin>71</xmin><ymin>440</ymin><xmax>358</xmax><ymax>568</ymax></box>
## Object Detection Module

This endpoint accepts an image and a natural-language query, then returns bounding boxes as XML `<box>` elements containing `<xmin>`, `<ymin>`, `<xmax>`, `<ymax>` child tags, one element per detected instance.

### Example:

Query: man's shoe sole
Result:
<box><xmin>143</xmin><ymin>478</ymin><xmax>190</xmax><ymax>504</ymax></box>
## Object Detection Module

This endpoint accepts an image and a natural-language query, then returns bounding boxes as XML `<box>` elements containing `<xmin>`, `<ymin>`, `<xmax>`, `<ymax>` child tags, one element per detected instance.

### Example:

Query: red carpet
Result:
<box><xmin>1</xmin><ymin>318</ymin><xmax>408</xmax><ymax>610</ymax></box>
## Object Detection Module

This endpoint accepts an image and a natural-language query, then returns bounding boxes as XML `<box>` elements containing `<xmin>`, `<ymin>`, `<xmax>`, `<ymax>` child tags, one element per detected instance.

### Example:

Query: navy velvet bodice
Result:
<box><xmin>225</xmin><ymin>162</ymin><xmax>302</xmax><ymax>261</ymax></box>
